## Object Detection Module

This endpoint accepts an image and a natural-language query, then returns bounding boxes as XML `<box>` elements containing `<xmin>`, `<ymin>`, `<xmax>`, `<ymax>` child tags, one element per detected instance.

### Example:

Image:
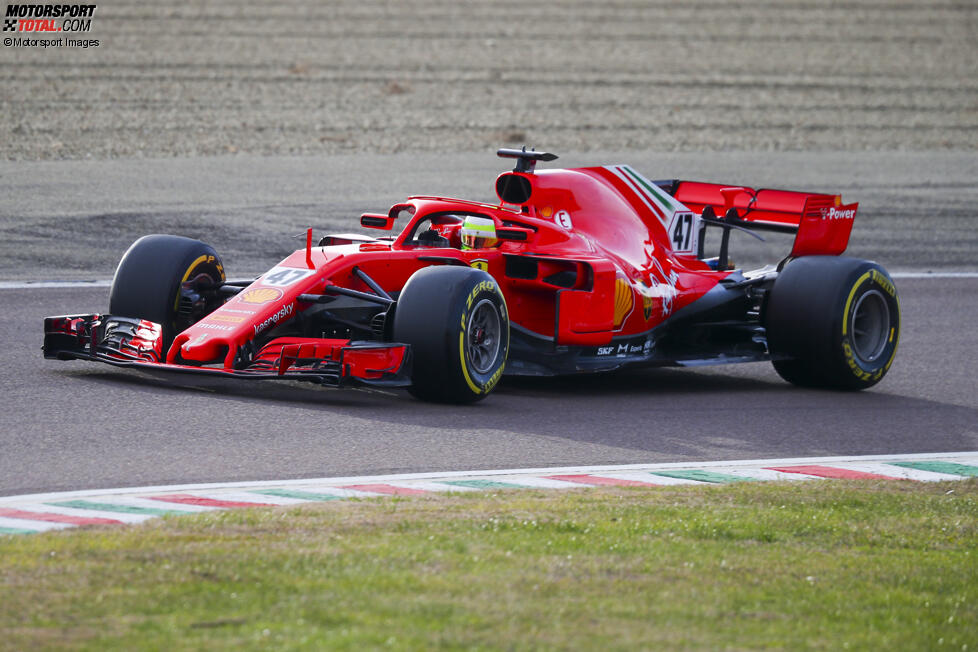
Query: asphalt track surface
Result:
<box><xmin>2</xmin><ymin>275</ymin><xmax>977</xmax><ymax>497</ymax></box>
<box><xmin>2</xmin><ymin>150</ymin><xmax>978</xmax><ymax>496</ymax></box>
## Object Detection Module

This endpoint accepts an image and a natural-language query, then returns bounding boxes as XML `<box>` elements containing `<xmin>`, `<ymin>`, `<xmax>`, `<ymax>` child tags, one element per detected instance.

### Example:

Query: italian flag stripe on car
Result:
<box><xmin>620</xmin><ymin>165</ymin><xmax>685</xmax><ymax>214</ymax></box>
<box><xmin>603</xmin><ymin>165</ymin><xmax>668</xmax><ymax>223</ymax></box>
<box><xmin>602</xmin><ymin>165</ymin><xmax>691</xmax><ymax>226</ymax></box>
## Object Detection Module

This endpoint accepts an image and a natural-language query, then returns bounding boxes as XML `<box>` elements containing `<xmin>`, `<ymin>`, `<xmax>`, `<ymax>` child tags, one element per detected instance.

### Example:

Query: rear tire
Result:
<box><xmin>393</xmin><ymin>266</ymin><xmax>509</xmax><ymax>403</ymax></box>
<box><xmin>770</xmin><ymin>358</ymin><xmax>824</xmax><ymax>388</ymax></box>
<box><xmin>765</xmin><ymin>256</ymin><xmax>899</xmax><ymax>390</ymax></box>
<box><xmin>109</xmin><ymin>234</ymin><xmax>225</xmax><ymax>351</ymax></box>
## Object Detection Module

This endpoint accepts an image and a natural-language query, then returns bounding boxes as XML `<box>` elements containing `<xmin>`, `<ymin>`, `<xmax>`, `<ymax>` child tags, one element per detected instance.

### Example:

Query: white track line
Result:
<box><xmin>11</xmin><ymin>503</ymin><xmax>157</xmax><ymax>524</ymax></box>
<box><xmin>686</xmin><ymin>467</ymin><xmax>818</xmax><ymax>482</ymax></box>
<box><xmin>890</xmin><ymin>272</ymin><xmax>978</xmax><ymax>279</ymax></box>
<box><xmin>0</xmin><ymin>516</ymin><xmax>72</xmax><ymax>532</ymax></box>
<box><xmin>262</xmin><ymin>486</ymin><xmax>384</xmax><ymax>499</ymax></box>
<box><xmin>475</xmin><ymin>476</ymin><xmax>587</xmax><ymax>489</ymax></box>
<box><xmin>91</xmin><ymin>495</ymin><xmax>221</xmax><ymax>513</ymax></box>
<box><xmin>387</xmin><ymin>480</ymin><xmax>481</xmax><ymax>493</ymax></box>
<box><xmin>0</xmin><ymin>280</ymin><xmax>113</xmax><ymax>289</ymax></box>
<box><xmin>147</xmin><ymin>491</ymin><xmax>315</xmax><ymax>506</ymax></box>
<box><xmin>827</xmin><ymin>463</ymin><xmax>964</xmax><ymax>482</ymax></box>
<box><xmin>592</xmin><ymin>471</ymin><xmax>704</xmax><ymax>486</ymax></box>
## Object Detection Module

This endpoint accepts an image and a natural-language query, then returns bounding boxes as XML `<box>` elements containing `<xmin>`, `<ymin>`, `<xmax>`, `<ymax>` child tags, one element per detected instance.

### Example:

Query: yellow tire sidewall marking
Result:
<box><xmin>173</xmin><ymin>254</ymin><xmax>225</xmax><ymax>313</ymax></box>
<box><xmin>841</xmin><ymin>269</ymin><xmax>899</xmax><ymax>381</ymax></box>
<box><xmin>173</xmin><ymin>254</ymin><xmax>210</xmax><ymax>312</ymax></box>
<box><xmin>458</xmin><ymin>280</ymin><xmax>508</xmax><ymax>396</ymax></box>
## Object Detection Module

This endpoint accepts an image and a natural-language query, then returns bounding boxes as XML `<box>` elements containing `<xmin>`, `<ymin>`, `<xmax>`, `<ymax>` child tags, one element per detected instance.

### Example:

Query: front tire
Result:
<box><xmin>109</xmin><ymin>234</ymin><xmax>226</xmax><ymax>352</ymax></box>
<box><xmin>764</xmin><ymin>256</ymin><xmax>900</xmax><ymax>390</ymax></box>
<box><xmin>393</xmin><ymin>266</ymin><xmax>509</xmax><ymax>403</ymax></box>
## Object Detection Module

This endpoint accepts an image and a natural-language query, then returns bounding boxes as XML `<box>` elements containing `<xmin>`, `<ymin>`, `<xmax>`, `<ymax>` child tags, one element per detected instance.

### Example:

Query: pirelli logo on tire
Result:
<box><xmin>767</xmin><ymin>257</ymin><xmax>901</xmax><ymax>391</ymax></box>
<box><xmin>396</xmin><ymin>266</ymin><xmax>509</xmax><ymax>403</ymax></box>
<box><xmin>871</xmin><ymin>268</ymin><xmax>897</xmax><ymax>298</ymax></box>
<box><xmin>459</xmin><ymin>278</ymin><xmax>508</xmax><ymax>396</ymax></box>
<box><xmin>841</xmin><ymin>268</ymin><xmax>900</xmax><ymax>383</ymax></box>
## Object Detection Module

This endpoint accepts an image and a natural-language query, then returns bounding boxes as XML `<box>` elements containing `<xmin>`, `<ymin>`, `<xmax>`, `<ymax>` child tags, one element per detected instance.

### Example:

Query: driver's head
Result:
<box><xmin>460</xmin><ymin>215</ymin><xmax>498</xmax><ymax>250</ymax></box>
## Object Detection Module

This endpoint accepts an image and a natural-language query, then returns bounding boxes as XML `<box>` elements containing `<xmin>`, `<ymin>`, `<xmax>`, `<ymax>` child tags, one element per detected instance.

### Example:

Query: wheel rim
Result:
<box><xmin>176</xmin><ymin>268</ymin><xmax>222</xmax><ymax>332</ymax></box>
<box><xmin>467</xmin><ymin>298</ymin><xmax>501</xmax><ymax>374</ymax></box>
<box><xmin>850</xmin><ymin>289</ymin><xmax>890</xmax><ymax>363</ymax></box>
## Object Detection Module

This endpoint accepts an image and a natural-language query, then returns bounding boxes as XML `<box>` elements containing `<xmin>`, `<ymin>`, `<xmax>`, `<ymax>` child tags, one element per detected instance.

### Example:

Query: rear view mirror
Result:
<box><xmin>360</xmin><ymin>213</ymin><xmax>395</xmax><ymax>230</ymax></box>
<box><xmin>362</xmin><ymin>203</ymin><xmax>415</xmax><ymax>231</ymax></box>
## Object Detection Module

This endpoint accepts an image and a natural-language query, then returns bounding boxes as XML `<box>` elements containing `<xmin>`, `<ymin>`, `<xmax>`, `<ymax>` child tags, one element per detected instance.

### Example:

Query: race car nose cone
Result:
<box><xmin>171</xmin><ymin>329</ymin><xmax>231</xmax><ymax>365</ymax></box>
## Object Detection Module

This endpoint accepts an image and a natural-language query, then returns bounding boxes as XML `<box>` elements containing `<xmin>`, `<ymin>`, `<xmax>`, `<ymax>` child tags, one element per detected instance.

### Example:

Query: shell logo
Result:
<box><xmin>613</xmin><ymin>278</ymin><xmax>634</xmax><ymax>329</ymax></box>
<box><xmin>238</xmin><ymin>287</ymin><xmax>284</xmax><ymax>305</ymax></box>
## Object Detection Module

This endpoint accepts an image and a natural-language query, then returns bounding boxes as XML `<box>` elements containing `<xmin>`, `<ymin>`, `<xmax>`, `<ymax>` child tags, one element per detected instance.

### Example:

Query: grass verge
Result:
<box><xmin>1</xmin><ymin>480</ymin><xmax>976</xmax><ymax>650</ymax></box>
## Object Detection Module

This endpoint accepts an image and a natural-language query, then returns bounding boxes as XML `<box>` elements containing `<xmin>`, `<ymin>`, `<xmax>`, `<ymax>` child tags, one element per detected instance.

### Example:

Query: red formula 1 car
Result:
<box><xmin>44</xmin><ymin>148</ymin><xmax>900</xmax><ymax>403</ymax></box>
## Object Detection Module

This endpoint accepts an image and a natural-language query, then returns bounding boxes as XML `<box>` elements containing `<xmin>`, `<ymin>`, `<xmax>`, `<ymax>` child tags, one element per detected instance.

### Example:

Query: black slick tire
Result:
<box><xmin>764</xmin><ymin>256</ymin><xmax>900</xmax><ymax>390</ymax></box>
<box><xmin>109</xmin><ymin>234</ymin><xmax>225</xmax><ymax>352</ymax></box>
<box><xmin>393</xmin><ymin>266</ymin><xmax>509</xmax><ymax>403</ymax></box>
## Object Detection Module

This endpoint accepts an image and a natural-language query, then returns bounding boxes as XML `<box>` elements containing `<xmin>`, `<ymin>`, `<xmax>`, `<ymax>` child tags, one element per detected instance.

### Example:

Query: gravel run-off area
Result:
<box><xmin>2</xmin><ymin>0</ymin><xmax>975</xmax><ymax>160</ymax></box>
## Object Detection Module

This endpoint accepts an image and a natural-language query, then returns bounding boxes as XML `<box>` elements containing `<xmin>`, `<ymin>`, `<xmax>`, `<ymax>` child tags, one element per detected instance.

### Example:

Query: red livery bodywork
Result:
<box><xmin>44</xmin><ymin>148</ymin><xmax>874</xmax><ymax>398</ymax></box>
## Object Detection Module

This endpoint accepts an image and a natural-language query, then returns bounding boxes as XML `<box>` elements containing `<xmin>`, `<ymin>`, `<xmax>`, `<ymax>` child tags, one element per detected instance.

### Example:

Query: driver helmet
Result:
<box><xmin>460</xmin><ymin>215</ymin><xmax>498</xmax><ymax>250</ymax></box>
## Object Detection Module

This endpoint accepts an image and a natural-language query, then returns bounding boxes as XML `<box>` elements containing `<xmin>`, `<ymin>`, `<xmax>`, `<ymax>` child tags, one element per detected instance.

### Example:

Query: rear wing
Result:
<box><xmin>666</xmin><ymin>180</ymin><xmax>858</xmax><ymax>257</ymax></box>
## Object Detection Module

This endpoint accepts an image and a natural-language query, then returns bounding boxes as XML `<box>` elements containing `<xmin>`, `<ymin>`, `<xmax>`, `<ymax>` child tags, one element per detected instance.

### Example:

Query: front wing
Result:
<box><xmin>43</xmin><ymin>314</ymin><xmax>412</xmax><ymax>387</ymax></box>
